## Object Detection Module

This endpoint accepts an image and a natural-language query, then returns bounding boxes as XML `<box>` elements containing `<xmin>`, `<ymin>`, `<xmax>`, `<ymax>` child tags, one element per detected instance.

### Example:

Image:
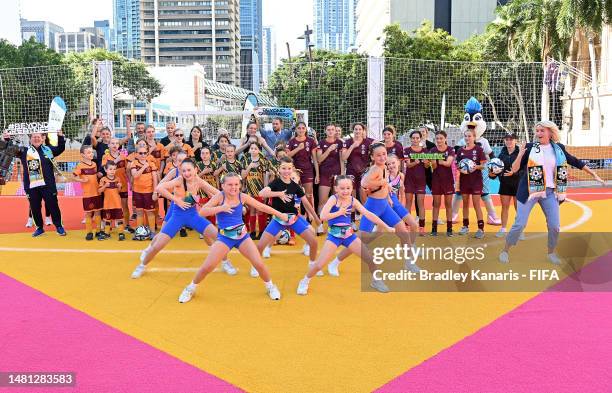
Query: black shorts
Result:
<box><xmin>498</xmin><ymin>180</ymin><xmax>518</xmax><ymax>196</ymax></box>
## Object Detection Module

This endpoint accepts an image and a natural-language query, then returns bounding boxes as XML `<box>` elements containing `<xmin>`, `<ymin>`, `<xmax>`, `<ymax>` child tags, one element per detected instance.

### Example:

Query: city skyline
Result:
<box><xmin>14</xmin><ymin>0</ymin><xmax>313</xmax><ymax>65</ymax></box>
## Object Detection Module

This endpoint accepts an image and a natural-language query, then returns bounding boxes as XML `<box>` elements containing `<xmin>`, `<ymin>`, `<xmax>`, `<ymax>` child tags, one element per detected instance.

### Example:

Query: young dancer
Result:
<box><xmin>429</xmin><ymin>131</ymin><xmax>455</xmax><ymax>236</ymax></box>
<box><xmin>177</xmin><ymin>172</ymin><xmax>289</xmax><ymax>303</ymax></box>
<box><xmin>387</xmin><ymin>154</ymin><xmax>418</xmax><ymax>236</ymax></box>
<box><xmin>403</xmin><ymin>130</ymin><xmax>428</xmax><ymax>235</ymax></box>
<box><xmin>316</xmin><ymin>124</ymin><xmax>344</xmax><ymax>234</ymax></box>
<box><xmin>131</xmin><ymin>159</ymin><xmax>234</xmax><ymax>279</ymax></box>
<box><xmin>72</xmin><ymin>145</ymin><xmax>103</xmax><ymax>240</ymax></box>
<box><xmin>296</xmin><ymin>175</ymin><xmax>394</xmax><ymax>295</ymax></box>
<box><xmin>327</xmin><ymin>143</ymin><xmax>420</xmax><ymax>278</ymax></box>
<box><xmin>456</xmin><ymin>129</ymin><xmax>487</xmax><ymax>238</ymax></box>
<box><xmin>98</xmin><ymin>162</ymin><xmax>126</xmax><ymax>240</ymax></box>
<box><xmin>257</xmin><ymin>157</ymin><xmax>321</xmax><ymax>276</ymax></box>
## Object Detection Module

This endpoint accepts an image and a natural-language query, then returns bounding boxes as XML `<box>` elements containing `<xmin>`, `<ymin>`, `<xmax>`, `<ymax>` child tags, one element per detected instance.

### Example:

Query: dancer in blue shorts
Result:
<box><xmin>178</xmin><ymin>172</ymin><xmax>289</xmax><ymax>303</ymax></box>
<box><xmin>296</xmin><ymin>175</ymin><xmax>393</xmax><ymax>295</ymax></box>
<box><xmin>256</xmin><ymin>157</ymin><xmax>321</xmax><ymax>276</ymax></box>
<box><xmin>131</xmin><ymin>158</ymin><xmax>227</xmax><ymax>278</ymax></box>
<box><xmin>327</xmin><ymin>142</ymin><xmax>420</xmax><ymax>277</ymax></box>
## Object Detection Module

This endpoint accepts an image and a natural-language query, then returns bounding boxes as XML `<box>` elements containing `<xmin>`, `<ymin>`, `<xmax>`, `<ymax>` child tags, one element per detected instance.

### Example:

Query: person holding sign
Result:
<box><xmin>2</xmin><ymin>130</ymin><xmax>67</xmax><ymax>237</ymax></box>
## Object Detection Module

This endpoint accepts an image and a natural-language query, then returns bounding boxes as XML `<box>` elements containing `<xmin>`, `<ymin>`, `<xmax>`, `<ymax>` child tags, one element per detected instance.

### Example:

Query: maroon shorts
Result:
<box><xmin>459</xmin><ymin>182</ymin><xmax>483</xmax><ymax>195</ymax></box>
<box><xmin>82</xmin><ymin>195</ymin><xmax>102</xmax><ymax>212</ymax></box>
<box><xmin>404</xmin><ymin>178</ymin><xmax>426</xmax><ymax>195</ymax></box>
<box><xmin>119</xmin><ymin>191</ymin><xmax>129</xmax><ymax>199</ymax></box>
<box><xmin>319</xmin><ymin>169</ymin><xmax>341</xmax><ymax>188</ymax></box>
<box><xmin>103</xmin><ymin>208</ymin><xmax>123</xmax><ymax>221</ymax></box>
<box><xmin>299</xmin><ymin>169</ymin><xmax>314</xmax><ymax>185</ymax></box>
<box><xmin>431</xmin><ymin>179</ymin><xmax>455</xmax><ymax>195</ymax></box>
<box><xmin>133</xmin><ymin>191</ymin><xmax>156</xmax><ymax>211</ymax></box>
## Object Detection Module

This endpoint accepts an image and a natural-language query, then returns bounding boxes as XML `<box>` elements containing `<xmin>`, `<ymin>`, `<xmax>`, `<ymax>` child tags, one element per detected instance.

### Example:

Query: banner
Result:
<box><xmin>253</xmin><ymin>107</ymin><xmax>295</xmax><ymax>120</ymax></box>
<box><xmin>47</xmin><ymin>96</ymin><xmax>66</xmax><ymax>147</ymax></box>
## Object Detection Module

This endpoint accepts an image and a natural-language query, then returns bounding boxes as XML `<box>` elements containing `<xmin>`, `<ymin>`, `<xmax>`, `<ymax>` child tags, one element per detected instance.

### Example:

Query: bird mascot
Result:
<box><xmin>451</xmin><ymin>97</ymin><xmax>502</xmax><ymax>225</ymax></box>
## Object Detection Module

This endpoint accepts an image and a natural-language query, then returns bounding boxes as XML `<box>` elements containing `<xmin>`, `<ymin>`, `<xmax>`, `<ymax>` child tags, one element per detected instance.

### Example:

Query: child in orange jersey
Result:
<box><xmin>101</xmin><ymin>138</ymin><xmax>131</xmax><ymax>232</ymax></box>
<box><xmin>98</xmin><ymin>161</ymin><xmax>126</xmax><ymax>241</ymax></box>
<box><xmin>73</xmin><ymin>145</ymin><xmax>103</xmax><ymax>240</ymax></box>
<box><xmin>129</xmin><ymin>145</ymin><xmax>159</xmax><ymax>238</ymax></box>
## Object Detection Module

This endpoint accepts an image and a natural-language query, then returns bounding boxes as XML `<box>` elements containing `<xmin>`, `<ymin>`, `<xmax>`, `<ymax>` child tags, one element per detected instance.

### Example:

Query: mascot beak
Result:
<box><xmin>467</xmin><ymin>121</ymin><xmax>477</xmax><ymax>129</ymax></box>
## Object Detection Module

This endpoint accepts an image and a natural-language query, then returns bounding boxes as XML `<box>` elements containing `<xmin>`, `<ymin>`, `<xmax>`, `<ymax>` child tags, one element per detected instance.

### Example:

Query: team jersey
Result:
<box><xmin>429</xmin><ymin>145</ymin><xmax>455</xmax><ymax>184</ymax></box>
<box><xmin>217</xmin><ymin>158</ymin><xmax>243</xmax><ymax>178</ymax></box>
<box><xmin>146</xmin><ymin>141</ymin><xmax>166</xmax><ymax>169</ymax></box>
<box><xmin>287</xmin><ymin>137</ymin><xmax>317</xmax><ymax>173</ymax></box>
<box><xmin>318</xmin><ymin>138</ymin><xmax>343</xmax><ymax>174</ymax></box>
<box><xmin>163</xmin><ymin>159</ymin><xmax>180</xmax><ymax>177</ymax></box>
<box><xmin>129</xmin><ymin>159</ymin><xmax>158</xmax><ymax>193</ymax></box>
<box><xmin>101</xmin><ymin>152</ymin><xmax>128</xmax><ymax>192</ymax></box>
<box><xmin>241</xmin><ymin>154</ymin><xmax>270</xmax><ymax>196</ymax></box>
<box><xmin>73</xmin><ymin>161</ymin><xmax>99</xmax><ymax>197</ymax></box>
<box><xmin>403</xmin><ymin>146</ymin><xmax>427</xmax><ymax>185</ymax></box>
<box><xmin>196</xmin><ymin>160</ymin><xmax>218</xmax><ymax>188</ymax></box>
<box><xmin>100</xmin><ymin>176</ymin><xmax>122</xmax><ymax>210</ymax></box>
<box><xmin>342</xmin><ymin>137</ymin><xmax>373</xmax><ymax>176</ymax></box>
<box><xmin>385</xmin><ymin>141</ymin><xmax>405</xmax><ymax>159</ymax></box>
<box><xmin>268</xmin><ymin>177</ymin><xmax>305</xmax><ymax>215</ymax></box>
<box><xmin>456</xmin><ymin>145</ymin><xmax>486</xmax><ymax>189</ymax></box>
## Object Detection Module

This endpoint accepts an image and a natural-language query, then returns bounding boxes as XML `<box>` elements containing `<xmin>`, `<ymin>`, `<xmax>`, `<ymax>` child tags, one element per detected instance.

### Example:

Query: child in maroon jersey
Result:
<box><xmin>429</xmin><ymin>131</ymin><xmax>455</xmax><ymax>236</ymax></box>
<box><xmin>316</xmin><ymin>124</ymin><xmax>344</xmax><ymax>233</ymax></box>
<box><xmin>382</xmin><ymin>125</ymin><xmax>404</xmax><ymax>159</ymax></box>
<box><xmin>287</xmin><ymin>121</ymin><xmax>319</xmax><ymax>219</ymax></box>
<box><xmin>403</xmin><ymin>130</ymin><xmax>428</xmax><ymax>235</ymax></box>
<box><xmin>456</xmin><ymin>129</ymin><xmax>487</xmax><ymax>238</ymax></box>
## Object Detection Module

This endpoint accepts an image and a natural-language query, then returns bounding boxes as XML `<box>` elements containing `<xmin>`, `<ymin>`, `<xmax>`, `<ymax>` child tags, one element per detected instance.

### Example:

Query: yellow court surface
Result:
<box><xmin>0</xmin><ymin>196</ymin><xmax>610</xmax><ymax>392</ymax></box>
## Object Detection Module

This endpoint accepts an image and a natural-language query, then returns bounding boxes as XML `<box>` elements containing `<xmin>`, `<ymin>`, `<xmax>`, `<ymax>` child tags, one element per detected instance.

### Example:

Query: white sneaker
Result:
<box><xmin>25</xmin><ymin>217</ymin><xmax>33</xmax><ymax>228</ymax></box>
<box><xmin>316</xmin><ymin>224</ymin><xmax>324</xmax><ymax>234</ymax></box>
<box><xmin>327</xmin><ymin>258</ymin><xmax>340</xmax><ymax>277</ymax></box>
<box><xmin>370</xmin><ymin>279</ymin><xmax>390</xmax><ymax>293</ymax></box>
<box><xmin>302</xmin><ymin>243</ymin><xmax>310</xmax><ymax>256</ymax></box>
<box><xmin>45</xmin><ymin>216</ymin><xmax>52</xmax><ymax>226</ymax></box>
<box><xmin>519</xmin><ymin>232</ymin><xmax>526</xmax><ymax>241</ymax></box>
<box><xmin>139</xmin><ymin>247</ymin><xmax>150</xmax><ymax>264</ymax></box>
<box><xmin>459</xmin><ymin>226</ymin><xmax>469</xmax><ymax>235</ymax></box>
<box><xmin>547</xmin><ymin>253</ymin><xmax>561</xmax><ymax>265</ymax></box>
<box><xmin>221</xmin><ymin>260</ymin><xmax>238</xmax><ymax>275</ymax></box>
<box><xmin>81</xmin><ymin>217</ymin><xmax>86</xmax><ymax>224</ymax></box>
<box><xmin>487</xmin><ymin>215</ymin><xmax>502</xmax><ymax>226</ymax></box>
<box><xmin>404</xmin><ymin>259</ymin><xmax>421</xmax><ymax>273</ymax></box>
<box><xmin>297</xmin><ymin>277</ymin><xmax>310</xmax><ymax>295</ymax></box>
<box><xmin>178</xmin><ymin>284</ymin><xmax>196</xmax><ymax>303</ymax></box>
<box><xmin>250</xmin><ymin>266</ymin><xmax>260</xmax><ymax>278</ymax></box>
<box><xmin>474</xmin><ymin>229</ymin><xmax>485</xmax><ymax>239</ymax></box>
<box><xmin>199</xmin><ymin>233</ymin><xmax>204</xmax><ymax>239</ymax></box>
<box><xmin>267</xmin><ymin>284</ymin><xmax>281</xmax><ymax>300</ymax></box>
<box><xmin>495</xmin><ymin>229</ymin><xmax>506</xmax><ymax>238</ymax></box>
<box><xmin>131</xmin><ymin>263</ymin><xmax>146</xmax><ymax>279</ymax></box>
<box><xmin>499</xmin><ymin>251</ymin><xmax>509</xmax><ymax>264</ymax></box>
<box><xmin>263</xmin><ymin>245</ymin><xmax>271</xmax><ymax>258</ymax></box>
<box><xmin>310</xmin><ymin>261</ymin><xmax>324</xmax><ymax>277</ymax></box>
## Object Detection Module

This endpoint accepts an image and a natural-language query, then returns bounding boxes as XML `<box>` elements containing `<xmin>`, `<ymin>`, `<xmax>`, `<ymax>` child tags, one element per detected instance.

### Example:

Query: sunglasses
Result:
<box><xmin>175</xmin><ymin>134</ymin><xmax>184</xmax><ymax>137</ymax></box>
<box><xmin>138</xmin><ymin>152</ymin><xmax>148</xmax><ymax>155</ymax></box>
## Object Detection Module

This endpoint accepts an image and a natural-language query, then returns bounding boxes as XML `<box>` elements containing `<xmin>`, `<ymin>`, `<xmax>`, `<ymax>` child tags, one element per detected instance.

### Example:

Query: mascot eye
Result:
<box><xmin>463</xmin><ymin>114</ymin><xmax>470</xmax><ymax>122</ymax></box>
<box><xmin>474</xmin><ymin>114</ymin><xmax>483</xmax><ymax>121</ymax></box>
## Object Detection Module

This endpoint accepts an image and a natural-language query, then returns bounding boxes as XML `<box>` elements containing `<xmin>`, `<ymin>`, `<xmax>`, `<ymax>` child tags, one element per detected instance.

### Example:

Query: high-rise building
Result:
<box><xmin>313</xmin><ymin>0</ymin><xmax>356</xmax><ymax>53</ymax></box>
<box><xmin>20</xmin><ymin>19</ymin><xmax>64</xmax><ymax>50</ymax></box>
<box><xmin>139</xmin><ymin>0</ymin><xmax>241</xmax><ymax>87</ymax></box>
<box><xmin>240</xmin><ymin>0</ymin><xmax>262</xmax><ymax>92</ymax></box>
<box><xmin>94</xmin><ymin>20</ymin><xmax>116</xmax><ymax>51</ymax></box>
<box><xmin>113</xmin><ymin>0</ymin><xmax>141</xmax><ymax>59</ymax></box>
<box><xmin>356</xmin><ymin>0</ymin><xmax>509</xmax><ymax>56</ymax></box>
<box><xmin>56</xmin><ymin>29</ymin><xmax>106</xmax><ymax>54</ymax></box>
<box><xmin>261</xmin><ymin>25</ymin><xmax>277</xmax><ymax>86</ymax></box>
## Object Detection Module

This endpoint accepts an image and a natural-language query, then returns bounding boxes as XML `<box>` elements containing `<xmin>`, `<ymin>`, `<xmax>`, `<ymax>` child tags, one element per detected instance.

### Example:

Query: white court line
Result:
<box><xmin>0</xmin><ymin>247</ymin><xmax>303</xmax><ymax>255</ymax></box>
<box><xmin>0</xmin><ymin>198</ymin><xmax>593</xmax><ymax>255</ymax></box>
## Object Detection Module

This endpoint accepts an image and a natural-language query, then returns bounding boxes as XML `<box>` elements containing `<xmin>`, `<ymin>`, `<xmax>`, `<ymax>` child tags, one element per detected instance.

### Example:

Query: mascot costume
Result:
<box><xmin>451</xmin><ymin>97</ymin><xmax>502</xmax><ymax>225</ymax></box>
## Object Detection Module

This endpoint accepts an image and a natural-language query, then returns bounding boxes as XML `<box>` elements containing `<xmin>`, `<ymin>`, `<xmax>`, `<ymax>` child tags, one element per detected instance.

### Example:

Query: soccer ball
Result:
<box><xmin>277</xmin><ymin>229</ymin><xmax>291</xmax><ymax>245</ymax></box>
<box><xmin>487</xmin><ymin>158</ymin><xmax>505</xmax><ymax>175</ymax></box>
<box><xmin>133</xmin><ymin>225</ymin><xmax>151</xmax><ymax>241</ymax></box>
<box><xmin>458</xmin><ymin>158</ymin><xmax>476</xmax><ymax>174</ymax></box>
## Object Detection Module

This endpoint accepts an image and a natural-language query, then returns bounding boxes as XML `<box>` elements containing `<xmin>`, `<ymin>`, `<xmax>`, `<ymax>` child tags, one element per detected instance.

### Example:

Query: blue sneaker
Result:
<box><xmin>32</xmin><ymin>228</ymin><xmax>45</xmax><ymax>237</ymax></box>
<box><xmin>56</xmin><ymin>227</ymin><xmax>67</xmax><ymax>236</ymax></box>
